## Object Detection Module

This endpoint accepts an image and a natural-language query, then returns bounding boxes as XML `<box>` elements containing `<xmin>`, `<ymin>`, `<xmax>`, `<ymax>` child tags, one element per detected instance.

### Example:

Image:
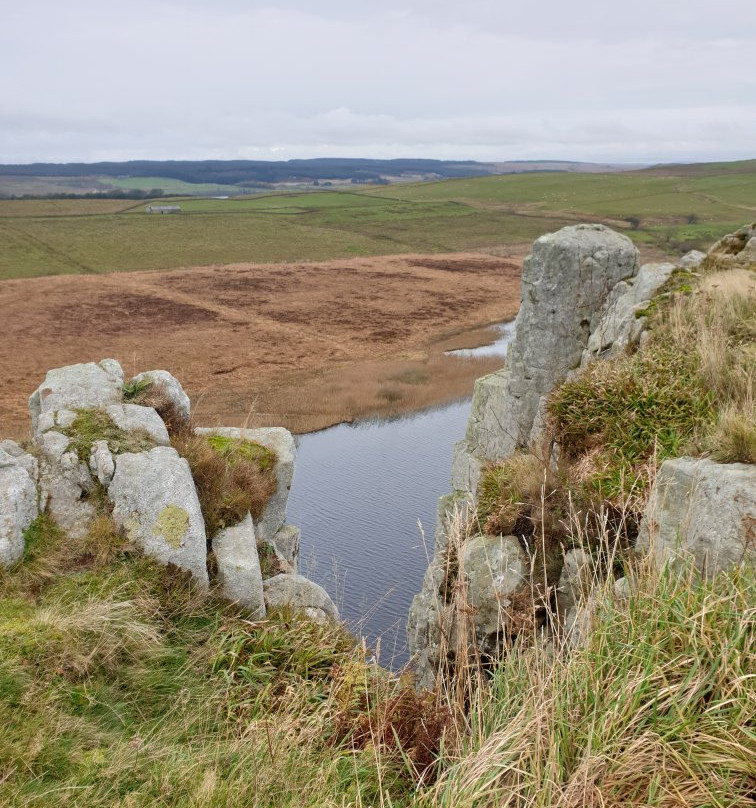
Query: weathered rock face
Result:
<box><xmin>130</xmin><ymin>370</ymin><xmax>191</xmax><ymax>423</ymax></box>
<box><xmin>2</xmin><ymin>359</ymin><xmax>332</xmax><ymax>623</ymax></box>
<box><xmin>555</xmin><ymin>548</ymin><xmax>593</xmax><ymax>619</ymax></box>
<box><xmin>270</xmin><ymin>523</ymin><xmax>301</xmax><ymax>573</ymax></box>
<box><xmin>105</xmin><ymin>404</ymin><xmax>170</xmax><ymax>446</ymax></box>
<box><xmin>0</xmin><ymin>448</ymin><xmax>39</xmax><ymax>567</ymax></box>
<box><xmin>581</xmin><ymin>262</ymin><xmax>677</xmax><ymax>365</ymax></box>
<box><xmin>29</xmin><ymin>359</ymin><xmax>124</xmax><ymax>434</ymax></box>
<box><xmin>108</xmin><ymin>447</ymin><xmax>209</xmax><ymax>587</ymax></box>
<box><xmin>212</xmin><ymin>513</ymin><xmax>265</xmax><ymax>617</ymax></box>
<box><xmin>37</xmin><ymin>430</ymin><xmax>96</xmax><ymax>538</ymax></box>
<box><xmin>637</xmin><ymin>457</ymin><xmax>756</xmax><ymax>578</ymax></box>
<box><xmin>462</xmin><ymin>534</ymin><xmax>526</xmax><ymax>641</ymax></box>
<box><xmin>195</xmin><ymin>426</ymin><xmax>296</xmax><ymax>541</ymax></box>
<box><xmin>263</xmin><ymin>573</ymin><xmax>339</xmax><ymax>622</ymax></box>
<box><xmin>412</xmin><ymin>225</ymin><xmax>641</xmax><ymax>684</ymax></box>
<box><xmin>454</xmin><ymin>224</ymin><xmax>639</xmax><ymax>493</ymax></box>
<box><xmin>706</xmin><ymin>222</ymin><xmax>756</xmax><ymax>268</ymax></box>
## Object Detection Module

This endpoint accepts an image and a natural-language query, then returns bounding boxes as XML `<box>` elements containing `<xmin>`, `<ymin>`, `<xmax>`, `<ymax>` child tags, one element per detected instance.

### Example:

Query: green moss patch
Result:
<box><xmin>206</xmin><ymin>435</ymin><xmax>276</xmax><ymax>472</ymax></box>
<box><xmin>62</xmin><ymin>408</ymin><xmax>154</xmax><ymax>462</ymax></box>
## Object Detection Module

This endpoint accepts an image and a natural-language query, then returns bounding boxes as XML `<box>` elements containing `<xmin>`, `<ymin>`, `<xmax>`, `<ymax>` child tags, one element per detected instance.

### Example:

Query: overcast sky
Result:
<box><xmin>2</xmin><ymin>0</ymin><xmax>755</xmax><ymax>164</ymax></box>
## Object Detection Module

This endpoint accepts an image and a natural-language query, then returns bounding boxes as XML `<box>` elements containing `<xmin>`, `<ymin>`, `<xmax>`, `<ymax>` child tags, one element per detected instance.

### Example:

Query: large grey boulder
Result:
<box><xmin>0</xmin><ymin>448</ymin><xmax>39</xmax><ymax>567</ymax></box>
<box><xmin>29</xmin><ymin>359</ymin><xmax>123</xmax><ymax>434</ymax></box>
<box><xmin>212</xmin><ymin>513</ymin><xmax>265</xmax><ymax>617</ymax></box>
<box><xmin>637</xmin><ymin>457</ymin><xmax>756</xmax><ymax>578</ymax></box>
<box><xmin>108</xmin><ymin>446</ymin><xmax>209</xmax><ymax>587</ymax></box>
<box><xmin>130</xmin><ymin>370</ymin><xmax>191</xmax><ymax>423</ymax></box>
<box><xmin>462</xmin><ymin>534</ymin><xmax>526</xmax><ymax>642</ymax></box>
<box><xmin>37</xmin><ymin>430</ymin><xmax>96</xmax><ymax>538</ymax></box>
<box><xmin>105</xmin><ymin>404</ymin><xmax>170</xmax><ymax>446</ymax></box>
<box><xmin>263</xmin><ymin>573</ymin><xmax>339</xmax><ymax>622</ymax></box>
<box><xmin>457</xmin><ymin>225</ymin><xmax>639</xmax><ymax>477</ymax></box>
<box><xmin>679</xmin><ymin>249</ymin><xmax>706</xmax><ymax>268</ymax></box>
<box><xmin>195</xmin><ymin>426</ymin><xmax>296</xmax><ymax>542</ymax></box>
<box><xmin>581</xmin><ymin>262</ymin><xmax>677</xmax><ymax>365</ymax></box>
<box><xmin>707</xmin><ymin>222</ymin><xmax>756</xmax><ymax>268</ymax></box>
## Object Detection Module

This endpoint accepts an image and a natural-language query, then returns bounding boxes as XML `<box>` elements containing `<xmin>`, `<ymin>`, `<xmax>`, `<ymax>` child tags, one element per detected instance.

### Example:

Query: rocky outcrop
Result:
<box><xmin>636</xmin><ymin>457</ymin><xmax>756</xmax><ymax>578</ymax></box>
<box><xmin>411</xmin><ymin>222</ymin><xmax>756</xmax><ymax>687</ymax></box>
<box><xmin>0</xmin><ymin>447</ymin><xmax>39</xmax><ymax>567</ymax></box>
<box><xmin>195</xmin><ymin>426</ymin><xmax>296</xmax><ymax>542</ymax></box>
<box><xmin>109</xmin><ymin>446</ymin><xmax>210</xmax><ymax>586</ymax></box>
<box><xmin>37</xmin><ymin>429</ymin><xmax>97</xmax><ymax>538</ymax></box>
<box><xmin>706</xmin><ymin>222</ymin><xmax>756</xmax><ymax>268</ymax></box>
<box><xmin>29</xmin><ymin>359</ymin><xmax>123</xmax><ymax>434</ymax></box>
<box><xmin>105</xmin><ymin>404</ymin><xmax>170</xmax><ymax>446</ymax></box>
<box><xmin>452</xmin><ymin>224</ymin><xmax>639</xmax><ymax>495</ymax></box>
<box><xmin>2</xmin><ymin>359</ymin><xmax>334</xmax><ymax>627</ymax></box>
<box><xmin>263</xmin><ymin>574</ymin><xmax>339</xmax><ymax>622</ymax></box>
<box><xmin>269</xmin><ymin>523</ymin><xmax>301</xmax><ymax>573</ymax></box>
<box><xmin>412</xmin><ymin>224</ymin><xmax>643</xmax><ymax>684</ymax></box>
<box><xmin>462</xmin><ymin>534</ymin><xmax>526</xmax><ymax>643</ymax></box>
<box><xmin>212</xmin><ymin>513</ymin><xmax>265</xmax><ymax>616</ymax></box>
<box><xmin>581</xmin><ymin>262</ymin><xmax>677</xmax><ymax>365</ymax></box>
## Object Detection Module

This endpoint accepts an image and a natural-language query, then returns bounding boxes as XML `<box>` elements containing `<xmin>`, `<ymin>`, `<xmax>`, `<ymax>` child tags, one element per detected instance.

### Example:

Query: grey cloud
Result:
<box><xmin>1</xmin><ymin>0</ymin><xmax>754</xmax><ymax>163</ymax></box>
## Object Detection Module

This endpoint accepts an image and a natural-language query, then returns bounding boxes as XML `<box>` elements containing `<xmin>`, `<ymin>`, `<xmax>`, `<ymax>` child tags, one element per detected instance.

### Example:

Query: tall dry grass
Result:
<box><xmin>424</xmin><ymin>543</ymin><xmax>754</xmax><ymax>808</ymax></box>
<box><xmin>245</xmin><ymin>352</ymin><xmax>505</xmax><ymax>434</ymax></box>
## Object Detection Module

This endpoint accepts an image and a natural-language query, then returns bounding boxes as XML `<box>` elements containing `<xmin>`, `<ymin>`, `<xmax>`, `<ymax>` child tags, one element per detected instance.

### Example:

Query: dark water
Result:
<box><xmin>287</xmin><ymin>324</ymin><xmax>513</xmax><ymax>668</ymax></box>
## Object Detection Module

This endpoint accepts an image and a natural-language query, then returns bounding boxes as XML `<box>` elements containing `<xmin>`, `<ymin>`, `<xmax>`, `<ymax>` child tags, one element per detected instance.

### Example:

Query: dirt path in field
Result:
<box><xmin>0</xmin><ymin>252</ymin><xmax>524</xmax><ymax>438</ymax></box>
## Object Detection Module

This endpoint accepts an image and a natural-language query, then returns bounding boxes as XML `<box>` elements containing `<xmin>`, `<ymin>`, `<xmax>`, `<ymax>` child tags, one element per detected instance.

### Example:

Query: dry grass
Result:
<box><xmin>252</xmin><ymin>352</ymin><xmax>505</xmax><ymax>433</ymax></box>
<box><xmin>424</xmin><ymin>530</ymin><xmax>755</xmax><ymax>808</ymax></box>
<box><xmin>664</xmin><ymin>268</ymin><xmax>756</xmax><ymax>464</ymax></box>
<box><xmin>171</xmin><ymin>431</ymin><xmax>277</xmax><ymax>537</ymax></box>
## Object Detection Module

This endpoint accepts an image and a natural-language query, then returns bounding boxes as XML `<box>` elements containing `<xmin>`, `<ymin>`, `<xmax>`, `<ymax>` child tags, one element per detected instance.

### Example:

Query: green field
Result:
<box><xmin>1</xmin><ymin>161</ymin><xmax>754</xmax><ymax>280</ymax></box>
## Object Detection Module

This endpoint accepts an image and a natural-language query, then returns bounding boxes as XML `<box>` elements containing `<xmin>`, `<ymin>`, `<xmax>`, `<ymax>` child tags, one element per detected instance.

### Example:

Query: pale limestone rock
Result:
<box><xmin>461</xmin><ymin>534</ymin><xmax>526</xmax><ymax>640</ymax></box>
<box><xmin>270</xmin><ymin>523</ymin><xmax>300</xmax><ymax>573</ymax></box>
<box><xmin>679</xmin><ymin>249</ymin><xmax>706</xmax><ymax>268</ymax></box>
<box><xmin>263</xmin><ymin>573</ymin><xmax>339</xmax><ymax>620</ymax></box>
<box><xmin>613</xmin><ymin>577</ymin><xmax>631</xmax><ymax>600</ymax></box>
<box><xmin>108</xmin><ymin>447</ymin><xmax>209</xmax><ymax>587</ymax></box>
<box><xmin>89</xmin><ymin>440</ymin><xmax>115</xmax><ymax>486</ymax></box>
<box><xmin>29</xmin><ymin>360</ymin><xmax>123</xmax><ymax>433</ymax></box>
<box><xmin>581</xmin><ymin>262</ymin><xmax>677</xmax><ymax>365</ymax></box>
<box><xmin>0</xmin><ymin>449</ymin><xmax>39</xmax><ymax>567</ymax></box>
<box><xmin>0</xmin><ymin>440</ymin><xmax>38</xmax><ymax>483</ymax></box>
<box><xmin>565</xmin><ymin>593</ymin><xmax>599</xmax><ymax>650</ymax></box>
<box><xmin>212</xmin><ymin>513</ymin><xmax>265</xmax><ymax>617</ymax></box>
<box><xmin>463</xmin><ymin>224</ymin><xmax>639</xmax><ymax>467</ymax></box>
<box><xmin>105</xmin><ymin>404</ymin><xmax>170</xmax><ymax>446</ymax></box>
<box><xmin>636</xmin><ymin>457</ymin><xmax>756</xmax><ymax>578</ymax></box>
<box><xmin>195</xmin><ymin>426</ymin><xmax>296</xmax><ymax>542</ymax></box>
<box><xmin>707</xmin><ymin>222</ymin><xmax>756</xmax><ymax>268</ymax></box>
<box><xmin>130</xmin><ymin>370</ymin><xmax>191</xmax><ymax>423</ymax></box>
<box><xmin>37</xmin><ymin>430</ymin><xmax>95</xmax><ymax>538</ymax></box>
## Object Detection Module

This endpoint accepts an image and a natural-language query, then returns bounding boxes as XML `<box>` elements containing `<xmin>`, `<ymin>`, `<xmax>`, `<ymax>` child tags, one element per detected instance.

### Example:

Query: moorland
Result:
<box><xmin>1</xmin><ymin>159</ymin><xmax>754</xmax><ymax>437</ymax></box>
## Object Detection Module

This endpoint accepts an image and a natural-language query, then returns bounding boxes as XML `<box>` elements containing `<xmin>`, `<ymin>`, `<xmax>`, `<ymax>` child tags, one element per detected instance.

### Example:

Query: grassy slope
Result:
<box><xmin>0</xmin><ymin>161</ymin><xmax>754</xmax><ymax>280</ymax></box>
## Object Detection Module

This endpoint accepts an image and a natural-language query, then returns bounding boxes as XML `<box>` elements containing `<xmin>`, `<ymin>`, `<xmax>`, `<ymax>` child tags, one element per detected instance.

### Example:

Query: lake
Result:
<box><xmin>287</xmin><ymin>322</ymin><xmax>513</xmax><ymax>667</ymax></box>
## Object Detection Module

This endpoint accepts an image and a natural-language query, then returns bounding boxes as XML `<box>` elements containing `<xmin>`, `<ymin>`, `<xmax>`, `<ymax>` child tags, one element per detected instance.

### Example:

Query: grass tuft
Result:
<box><xmin>171</xmin><ymin>432</ymin><xmax>277</xmax><ymax>536</ymax></box>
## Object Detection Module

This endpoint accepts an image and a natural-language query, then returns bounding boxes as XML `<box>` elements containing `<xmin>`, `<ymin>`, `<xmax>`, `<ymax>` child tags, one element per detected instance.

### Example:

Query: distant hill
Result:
<box><xmin>0</xmin><ymin>158</ymin><xmax>635</xmax><ymax>198</ymax></box>
<box><xmin>636</xmin><ymin>158</ymin><xmax>756</xmax><ymax>177</ymax></box>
